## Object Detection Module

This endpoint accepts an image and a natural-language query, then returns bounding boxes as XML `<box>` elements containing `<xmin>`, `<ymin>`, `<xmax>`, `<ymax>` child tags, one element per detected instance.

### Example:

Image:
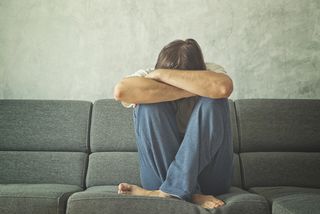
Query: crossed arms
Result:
<box><xmin>113</xmin><ymin>69</ymin><xmax>233</xmax><ymax>105</ymax></box>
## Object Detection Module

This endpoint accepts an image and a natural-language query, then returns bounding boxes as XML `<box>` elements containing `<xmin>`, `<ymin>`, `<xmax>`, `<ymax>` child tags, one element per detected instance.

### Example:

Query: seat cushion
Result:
<box><xmin>67</xmin><ymin>186</ymin><xmax>269</xmax><ymax>214</ymax></box>
<box><xmin>249</xmin><ymin>186</ymin><xmax>320</xmax><ymax>214</ymax></box>
<box><xmin>0</xmin><ymin>184</ymin><xmax>82</xmax><ymax>214</ymax></box>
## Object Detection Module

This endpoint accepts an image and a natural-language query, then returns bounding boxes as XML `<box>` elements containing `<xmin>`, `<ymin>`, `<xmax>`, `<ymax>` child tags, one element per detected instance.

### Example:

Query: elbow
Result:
<box><xmin>211</xmin><ymin>78</ymin><xmax>233</xmax><ymax>98</ymax></box>
<box><xmin>220</xmin><ymin>81</ymin><xmax>233</xmax><ymax>98</ymax></box>
<box><xmin>113</xmin><ymin>82</ymin><xmax>125</xmax><ymax>101</ymax></box>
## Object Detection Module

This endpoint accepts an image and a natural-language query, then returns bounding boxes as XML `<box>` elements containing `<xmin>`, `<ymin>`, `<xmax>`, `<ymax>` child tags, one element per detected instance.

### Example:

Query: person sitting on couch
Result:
<box><xmin>113</xmin><ymin>38</ymin><xmax>234</xmax><ymax>209</ymax></box>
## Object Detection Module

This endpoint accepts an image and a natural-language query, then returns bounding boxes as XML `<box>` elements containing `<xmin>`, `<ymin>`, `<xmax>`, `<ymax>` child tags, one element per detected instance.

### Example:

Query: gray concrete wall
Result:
<box><xmin>0</xmin><ymin>0</ymin><xmax>319</xmax><ymax>101</ymax></box>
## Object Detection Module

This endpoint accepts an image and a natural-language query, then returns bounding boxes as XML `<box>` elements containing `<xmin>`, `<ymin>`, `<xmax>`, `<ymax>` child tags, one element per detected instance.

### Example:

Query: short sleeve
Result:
<box><xmin>205</xmin><ymin>62</ymin><xmax>227</xmax><ymax>74</ymax></box>
<box><xmin>125</xmin><ymin>68</ymin><xmax>154</xmax><ymax>78</ymax></box>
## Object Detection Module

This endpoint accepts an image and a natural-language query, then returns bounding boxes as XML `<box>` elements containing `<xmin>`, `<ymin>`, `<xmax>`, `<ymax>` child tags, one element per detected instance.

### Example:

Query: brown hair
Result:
<box><xmin>155</xmin><ymin>39</ymin><xmax>206</xmax><ymax>70</ymax></box>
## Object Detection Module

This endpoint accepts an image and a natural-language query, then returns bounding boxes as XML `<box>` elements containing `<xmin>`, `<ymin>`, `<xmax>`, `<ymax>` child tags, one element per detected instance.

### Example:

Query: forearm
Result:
<box><xmin>150</xmin><ymin>69</ymin><xmax>233</xmax><ymax>98</ymax></box>
<box><xmin>113</xmin><ymin>77</ymin><xmax>196</xmax><ymax>104</ymax></box>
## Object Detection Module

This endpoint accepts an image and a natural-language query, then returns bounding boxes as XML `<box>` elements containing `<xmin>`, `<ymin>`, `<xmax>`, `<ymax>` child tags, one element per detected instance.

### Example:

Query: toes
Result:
<box><xmin>214</xmin><ymin>200</ymin><xmax>225</xmax><ymax>208</ymax></box>
<box><xmin>118</xmin><ymin>183</ymin><xmax>131</xmax><ymax>192</ymax></box>
<box><xmin>118</xmin><ymin>183</ymin><xmax>133</xmax><ymax>195</ymax></box>
<box><xmin>202</xmin><ymin>200</ymin><xmax>225</xmax><ymax>209</ymax></box>
<box><xmin>218</xmin><ymin>200</ymin><xmax>225</xmax><ymax>206</ymax></box>
<box><xmin>202</xmin><ymin>201</ymin><xmax>214</xmax><ymax>209</ymax></box>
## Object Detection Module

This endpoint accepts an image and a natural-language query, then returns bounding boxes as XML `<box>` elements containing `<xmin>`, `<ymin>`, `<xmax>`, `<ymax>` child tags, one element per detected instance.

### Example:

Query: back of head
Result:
<box><xmin>155</xmin><ymin>39</ymin><xmax>206</xmax><ymax>70</ymax></box>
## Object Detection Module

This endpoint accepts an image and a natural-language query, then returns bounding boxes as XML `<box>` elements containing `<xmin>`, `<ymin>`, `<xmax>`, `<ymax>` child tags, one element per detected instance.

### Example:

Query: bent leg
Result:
<box><xmin>132</xmin><ymin>101</ymin><xmax>181</xmax><ymax>190</ymax></box>
<box><xmin>198</xmin><ymin>138</ymin><xmax>233</xmax><ymax>196</ymax></box>
<box><xmin>159</xmin><ymin>97</ymin><xmax>233</xmax><ymax>201</ymax></box>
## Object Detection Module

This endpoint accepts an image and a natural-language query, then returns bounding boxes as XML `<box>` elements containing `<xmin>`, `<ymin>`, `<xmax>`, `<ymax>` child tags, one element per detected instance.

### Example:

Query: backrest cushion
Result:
<box><xmin>0</xmin><ymin>100</ymin><xmax>92</xmax><ymax>187</ymax></box>
<box><xmin>0</xmin><ymin>100</ymin><xmax>91</xmax><ymax>152</ymax></box>
<box><xmin>90</xmin><ymin>99</ymin><xmax>137</xmax><ymax>152</ymax></box>
<box><xmin>235</xmin><ymin>99</ymin><xmax>320</xmax><ymax>188</ymax></box>
<box><xmin>86</xmin><ymin>152</ymin><xmax>140</xmax><ymax>187</ymax></box>
<box><xmin>240</xmin><ymin>152</ymin><xmax>320</xmax><ymax>188</ymax></box>
<box><xmin>0</xmin><ymin>151</ymin><xmax>87</xmax><ymax>186</ymax></box>
<box><xmin>236</xmin><ymin>99</ymin><xmax>320</xmax><ymax>152</ymax></box>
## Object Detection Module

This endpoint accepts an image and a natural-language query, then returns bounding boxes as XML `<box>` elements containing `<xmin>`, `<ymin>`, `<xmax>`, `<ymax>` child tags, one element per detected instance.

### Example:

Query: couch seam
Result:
<box><xmin>86</xmin><ymin>102</ymin><xmax>93</xmax><ymax>154</ymax></box>
<box><xmin>68</xmin><ymin>196</ymin><xmax>270</xmax><ymax>208</ymax></box>
<box><xmin>67</xmin><ymin>197</ymin><xmax>202</xmax><ymax>209</ymax></box>
<box><xmin>57</xmin><ymin>191</ymin><xmax>78</xmax><ymax>214</ymax></box>
<box><xmin>0</xmin><ymin>195</ymin><xmax>57</xmax><ymax>199</ymax></box>
<box><xmin>82</xmin><ymin>102</ymin><xmax>93</xmax><ymax>189</ymax></box>
<box><xmin>234</xmin><ymin>101</ymin><xmax>246</xmax><ymax>190</ymax></box>
<box><xmin>80</xmin><ymin>154</ymin><xmax>87</xmax><ymax>189</ymax></box>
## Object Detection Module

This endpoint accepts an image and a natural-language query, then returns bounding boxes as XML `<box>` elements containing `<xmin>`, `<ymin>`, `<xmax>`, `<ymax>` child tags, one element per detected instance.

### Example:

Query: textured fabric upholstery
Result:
<box><xmin>90</xmin><ymin>99</ymin><xmax>137</xmax><ymax>152</ymax></box>
<box><xmin>0</xmin><ymin>100</ymin><xmax>91</xmax><ymax>214</ymax></box>
<box><xmin>240</xmin><ymin>152</ymin><xmax>320</xmax><ymax>188</ymax></box>
<box><xmin>249</xmin><ymin>186</ymin><xmax>320</xmax><ymax>200</ymax></box>
<box><xmin>0</xmin><ymin>100</ymin><xmax>92</xmax><ymax>152</ymax></box>
<box><xmin>272</xmin><ymin>194</ymin><xmax>320</xmax><ymax>214</ymax></box>
<box><xmin>86</xmin><ymin>152</ymin><xmax>140</xmax><ymax>187</ymax></box>
<box><xmin>66</xmin><ymin>186</ymin><xmax>269</xmax><ymax>214</ymax></box>
<box><xmin>0</xmin><ymin>184</ymin><xmax>82</xmax><ymax>214</ymax></box>
<box><xmin>235</xmin><ymin>99</ymin><xmax>320</xmax><ymax>189</ymax></box>
<box><xmin>235</xmin><ymin>99</ymin><xmax>320</xmax><ymax>214</ymax></box>
<box><xmin>249</xmin><ymin>187</ymin><xmax>320</xmax><ymax>214</ymax></box>
<box><xmin>6</xmin><ymin>98</ymin><xmax>320</xmax><ymax>214</ymax></box>
<box><xmin>0</xmin><ymin>151</ymin><xmax>87</xmax><ymax>187</ymax></box>
<box><xmin>235</xmin><ymin>99</ymin><xmax>320</xmax><ymax>152</ymax></box>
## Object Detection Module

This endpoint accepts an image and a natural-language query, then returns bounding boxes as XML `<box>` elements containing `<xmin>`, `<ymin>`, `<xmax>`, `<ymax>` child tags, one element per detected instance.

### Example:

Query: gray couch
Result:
<box><xmin>0</xmin><ymin>98</ymin><xmax>319</xmax><ymax>214</ymax></box>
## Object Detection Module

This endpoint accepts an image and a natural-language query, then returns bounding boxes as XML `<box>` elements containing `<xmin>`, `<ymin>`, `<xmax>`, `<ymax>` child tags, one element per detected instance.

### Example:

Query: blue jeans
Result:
<box><xmin>132</xmin><ymin>96</ymin><xmax>234</xmax><ymax>202</ymax></box>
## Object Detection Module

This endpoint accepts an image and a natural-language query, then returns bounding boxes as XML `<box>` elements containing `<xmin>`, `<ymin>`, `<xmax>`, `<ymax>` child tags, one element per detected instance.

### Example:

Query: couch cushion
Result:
<box><xmin>235</xmin><ymin>99</ymin><xmax>320</xmax><ymax>152</ymax></box>
<box><xmin>272</xmin><ymin>194</ymin><xmax>320</xmax><ymax>214</ymax></box>
<box><xmin>86</xmin><ymin>152</ymin><xmax>141</xmax><ymax>187</ymax></box>
<box><xmin>240</xmin><ymin>152</ymin><xmax>320</xmax><ymax>189</ymax></box>
<box><xmin>0</xmin><ymin>151</ymin><xmax>87</xmax><ymax>187</ymax></box>
<box><xmin>0</xmin><ymin>100</ymin><xmax>91</xmax><ymax>152</ymax></box>
<box><xmin>67</xmin><ymin>186</ymin><xmax>269</xmax><ymax>214</ymax></box>
<box><xmin>90</xmin><ymin>99</ymin><xmax>137</xmax><ymax>152</ymax></box>
<box><xmin>0</xmin><ymin>184</ymin><xmax>82</xmax><ymax>214</ymax></box>
<box><xmin>249</xmin><ymin>186</ymin><xmax>320</xmax><ymax>214</ymax></box>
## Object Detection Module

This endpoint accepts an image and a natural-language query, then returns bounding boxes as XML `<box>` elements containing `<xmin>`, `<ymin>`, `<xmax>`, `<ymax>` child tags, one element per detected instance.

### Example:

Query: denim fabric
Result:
<box><xmin>132</xmin><ymin>96</ymin><xmax>233</xmax><ymax>202</ymax></box>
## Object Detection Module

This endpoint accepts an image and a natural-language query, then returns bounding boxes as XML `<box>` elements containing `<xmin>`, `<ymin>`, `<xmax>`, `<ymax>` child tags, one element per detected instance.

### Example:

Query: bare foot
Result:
<box><xmin>118</xmin><ymin>183</ymin><xmax>173</xmax><ymax>198</ymax></box>
<box><xmin>192</xmin><ymin>194</ymin><xmax>225</xmax><ymax>209</ymax></box>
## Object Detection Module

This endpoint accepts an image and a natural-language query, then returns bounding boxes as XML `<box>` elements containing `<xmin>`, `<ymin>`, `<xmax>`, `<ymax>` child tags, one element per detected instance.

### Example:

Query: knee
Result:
<box><xmin>196</xmin><ymin>97</ymin><xmax>228</xmax><ymax>111</ymax></box>
<box><xmin>138</xmin><ymin>102</ymin><xmax>165</xmax><ymax>113</ymax></box>
<box><xmin>137</xmin><ymin>101</ymin><xmax>175</xmax><ymax>116</ymax></box>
